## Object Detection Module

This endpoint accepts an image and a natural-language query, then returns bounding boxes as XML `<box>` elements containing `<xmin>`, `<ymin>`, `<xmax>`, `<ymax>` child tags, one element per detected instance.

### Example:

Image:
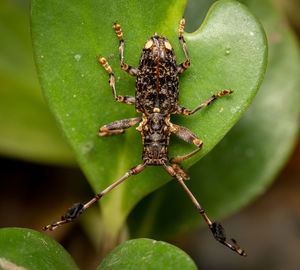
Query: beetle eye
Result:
<box><xmin>164</xmin><ymin>41</ymin><xmax>172</xmax><ymax>50</ymax></box>
<box><xmin>144</xmin><ymin>39</ymin><xmax>153</xmax><ymax>49</ymax></box>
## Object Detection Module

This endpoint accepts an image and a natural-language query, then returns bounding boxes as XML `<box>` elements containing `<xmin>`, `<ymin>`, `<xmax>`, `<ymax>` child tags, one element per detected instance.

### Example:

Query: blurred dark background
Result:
<box><xmin>0</xmin><ymin>0</ymin><xmax>299</xmax><ymax>269</ymax></box>
<box><xmin>1</xmin><ymin>141</ymin><xmax>299</xmax><ymax>269</ymax></box>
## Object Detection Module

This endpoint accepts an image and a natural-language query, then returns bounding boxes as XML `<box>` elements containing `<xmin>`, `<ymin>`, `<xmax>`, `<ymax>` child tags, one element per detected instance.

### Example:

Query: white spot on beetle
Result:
<box><xmin>144</xmin><ymin>39</ymin><xmax>153</xmax><ymax>49</ymax></box>
<box><xmin>164</xmin><ymin>41</ymin><xmax>172</xmax><ymax>50</ymax></box>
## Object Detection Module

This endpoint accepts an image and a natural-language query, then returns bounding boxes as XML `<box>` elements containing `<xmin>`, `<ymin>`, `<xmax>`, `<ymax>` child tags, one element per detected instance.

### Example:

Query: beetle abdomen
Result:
<box><xmin>135</xmin><ymin>35</ymin><xmax>179</xmax><ymax>114</ymax></box>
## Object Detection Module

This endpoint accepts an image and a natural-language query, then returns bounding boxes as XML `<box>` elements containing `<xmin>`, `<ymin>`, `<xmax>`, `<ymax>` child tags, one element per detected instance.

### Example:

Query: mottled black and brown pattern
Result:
<box><xmin>135</xmin><ymin>35</ymin><xmax>178</xmax><ymax>115</ymax></box>
<box><xmin>44</xmin><ymin>18</ymin><xmax>246</xmax><ymax>257</ymax></box>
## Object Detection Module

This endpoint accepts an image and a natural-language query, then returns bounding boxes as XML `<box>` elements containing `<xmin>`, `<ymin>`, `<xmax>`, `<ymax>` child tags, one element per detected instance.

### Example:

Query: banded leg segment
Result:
<box><xmin>162</xmin><ymin>163</ymin><xmax>247</xmax><ymax>257</ymax></box>
<box><xmin>177</xmin><ymin>18</ymin><xmax>190</xmax><ymax>74</ymax></box>
<box><xmin>113</xmin><ymin>22</ymin><xmax>138</xmax><ymax>76</ymax></box>
<box><xmin>99</xmin><ymin>117</ymin><xmax>142</xmax><ymax>136</ymax></box>
<box><xmin>43</xmin><ymin>163</ymin><xmax>147</xmax><ymax>231</ymax></box>
<box><xmin>169</xmin><ymin>123</ymin><xmax>203</xmax><ymax>180</ymax></box>
<box><xmin>177</xmin><ymin>90</ymin><xmax>233</xmax><ymax>115</ymax></box>
<box><xmin>97</xmin><ymin>56</ymin><xmax>135</xmax><ymax>105</ymax></box>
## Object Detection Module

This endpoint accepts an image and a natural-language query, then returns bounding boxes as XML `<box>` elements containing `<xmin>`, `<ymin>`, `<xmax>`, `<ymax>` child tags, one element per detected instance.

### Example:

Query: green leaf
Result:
<box><xmin>0</xmin><ymin>227</ymin><xmax>79</xmax><ymax>270</ymax></box>
<box><xmin>0</xmin><ymin>0</ymin><xmax>75</xmax><ymax>165</ymax></box>
<box><xmin>128</xmin><ymin>0</ymin><xmax>300</xmax><ymax>238</ymax></box>
<box><xmin>31</xmin><ymin>0</ymin><xmax>267</xmax><ymax>240</ymax></box>
<box><xmin>97</xmin><ymin>238</ymin><xmax>197</xmax><ymax>270</ymax></box>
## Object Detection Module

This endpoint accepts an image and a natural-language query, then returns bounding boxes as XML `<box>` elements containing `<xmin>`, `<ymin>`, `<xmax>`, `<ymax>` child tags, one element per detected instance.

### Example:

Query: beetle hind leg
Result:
<box><xmin>97</xmin><ymin>56</ymin><xmax>136</xmax><ymax>105</ymax></box>
<box><xmin>177</xmin><ymin>18</ymin><xmax>190</xmax><ymax>74</ymax></box>
<box><xmin>113</xmin><ymin>22</ymin><xmax>138</xmax><ymax>76</ymax></box>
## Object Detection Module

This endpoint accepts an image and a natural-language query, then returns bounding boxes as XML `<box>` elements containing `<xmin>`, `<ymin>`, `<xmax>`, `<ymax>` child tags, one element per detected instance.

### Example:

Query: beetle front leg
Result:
<box><xmin>113</xmin><ymin>22</ymin><xmax>138</xmax><ymax>76</ymax></box>
<box><xmin>177</xmin><ymin>90</ymin><xmax>233</xmax><ymax>115</ymax></box>
<box><xmin>99</xmin><ymin>117</ymin><xmax>142</xmax><ymax>136</ymax></box>
<box><xmin>177</xmin><ymin>18</ymin><xmax>190</xmax><ymax>74</ymax></box>
<box><xmin>97</xmin><ymin>56</ymin><xmax>135</xmax><ymax>105</ymax></box>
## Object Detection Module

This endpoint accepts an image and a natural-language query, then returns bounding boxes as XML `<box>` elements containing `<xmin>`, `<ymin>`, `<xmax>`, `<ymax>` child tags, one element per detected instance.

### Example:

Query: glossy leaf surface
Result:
<box><xmin>97</xmin><ymin>238</ymin><xmax>197</xmax><ymax>270</ymax></box>
<box><xmin>0</xmin><ymin>0</ymin><xmax>74</xmax><ymax>165</ymax></box>
<box><xmin>128</xmin><ymin>0</ymin><xmax>300</xmax><ymax>239</ymax></box>
<box><xmin>31</xmin><ymin>0</ymin><xmax>267</xmax><ymax>238</ymax></box>
<box><xmin>0</xmin><ymin>228</ymin><xmax>79</xmax><ymax>270</ymax></box>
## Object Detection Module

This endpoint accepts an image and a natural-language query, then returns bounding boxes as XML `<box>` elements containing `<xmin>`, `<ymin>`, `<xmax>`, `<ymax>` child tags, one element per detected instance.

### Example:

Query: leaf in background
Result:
<box><xmin>0</xmin><ymin>227</ymin><xmax>79</xmax><ymax>270</ymax></box>
<box><xmin>272</xmin><ymin>0</ymin><xmax>300</xmax><ymax>31</ymax></box>
<box><xmin>97</xmin><ymin>238</ymin><xmax>197</xmax><ymax>270</ymax></box>
<box><xmin>128</xmin><ymin>0</ymin><xmax>300</xmax><ymax>239</ymax></box>
<box><xmin>0</xmin><ymin>0</ymin><xmax>75</xmax><ymax>165</ymax></box>
<box><xmin>31</xmin><ymin>0</ymin><xmax>266</xmax><ymax>240</ymax></box>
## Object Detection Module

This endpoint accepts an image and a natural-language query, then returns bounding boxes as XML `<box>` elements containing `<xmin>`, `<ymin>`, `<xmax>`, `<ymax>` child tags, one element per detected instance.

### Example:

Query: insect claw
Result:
<box><xmin>43</xmin><ymin>203</ymin><xmax>85</xmax><ymax>231</ymax></box>
<box><xmin>64</xmin><ymin>203</ymin><xmax>85</xmax><ymax>221</ymax></box>
<box><xmin>231</xmin><ymin>238</ymin><xmax>247</xmax><ymax>256</ymax></box>
<box><xmin>42</xmin><ymin>222</ymin><xmax>61</xmax><ymax>231</ymax></box>
<box><xmin>210</xmin><ymin>222</ymin><xmax>246</xmax><ymax>256</ymax></box>
<box><xmin>210</xmin><ymin>221</ymin><xmax>226</xmax><ymax>242</ymax></box>
<box><xmin>42</xmin><ymin>225</ymin><xmax>49</xmax><ymax>231</ymax></box>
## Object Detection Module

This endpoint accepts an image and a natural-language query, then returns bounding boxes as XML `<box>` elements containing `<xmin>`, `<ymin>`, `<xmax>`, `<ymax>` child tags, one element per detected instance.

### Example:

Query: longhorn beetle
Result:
<box><xmin>44</xmin><ymin>18</ymin><xmax>246</xmax><ymax>256</ymax></box>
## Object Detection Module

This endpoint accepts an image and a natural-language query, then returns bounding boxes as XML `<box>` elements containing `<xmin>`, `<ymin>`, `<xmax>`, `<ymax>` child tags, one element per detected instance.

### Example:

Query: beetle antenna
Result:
<box><xmin>163</xmin><ymin>163</ymin><xmax>246</xmax><ymax>256</ymax></box>
<box><xmin>43</xmin><ymin>163</ymin><xmax>147</xmax><ymax>231</ymax></box>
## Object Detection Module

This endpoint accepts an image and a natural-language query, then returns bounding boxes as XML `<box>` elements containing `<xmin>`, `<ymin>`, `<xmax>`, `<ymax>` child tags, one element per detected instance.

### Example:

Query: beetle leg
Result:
<box><xmin>98</xmin><ymin>117</ymin><xmax>142</xmax><ymax>136</ymax></box>
<box><xmin>162</xmin><ymin>163</ymin><xmax>247</xmax><ymax>257</ymax></box>
<box><xmin>177</xmin><ymin>18</ymin><xmax>190</xmax><ymax>74</ymax></box>
<box><xmin>113</xmin><ymin>22</ymin><xmax>138</xmax><ymax>76</ymax></box>
<box><xmin>177</xmin><ymin>90</ymin><xmax>233</xmax><ymax>115</ymax></box>
<box><xmin>169</xmin><ymin>124</ymin><xmax>203</xmax><ymax>180</ymax></box>
<box><xmin>43</xmin><ymin>163</ymin><xmax>147</xmax><ymax>231</ymax></box>
<box><xmin>169</xmin><ymin>163</ymin><xmax>190</xmax><ymax>181</ymax></box>
<box><xmin>97</xmin><ymin>56</ymin><xmax>135</xmax><ymax>105</ymax></box>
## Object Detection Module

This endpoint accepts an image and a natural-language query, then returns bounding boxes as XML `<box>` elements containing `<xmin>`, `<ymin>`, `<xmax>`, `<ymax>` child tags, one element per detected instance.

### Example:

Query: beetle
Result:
<box><xmin>44</xmin><ymin>18</ymin><xmax>246</xmax><ymax>256</ymax></box>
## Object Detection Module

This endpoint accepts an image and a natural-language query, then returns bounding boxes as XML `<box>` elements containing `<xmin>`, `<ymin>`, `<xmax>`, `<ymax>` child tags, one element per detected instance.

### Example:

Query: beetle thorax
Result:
<box><xmin>137</xmin><ymin>113</ymin><xmax>171</xmax><ymax>165</ymax></box>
